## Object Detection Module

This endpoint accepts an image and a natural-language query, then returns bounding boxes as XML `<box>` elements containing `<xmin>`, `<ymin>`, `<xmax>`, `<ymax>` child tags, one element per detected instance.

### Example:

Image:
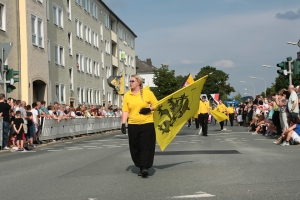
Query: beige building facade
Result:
<box><xmin>0</xmin><ymin>0</ymin><xmax>136</xmax><ymax>107</ymax></box>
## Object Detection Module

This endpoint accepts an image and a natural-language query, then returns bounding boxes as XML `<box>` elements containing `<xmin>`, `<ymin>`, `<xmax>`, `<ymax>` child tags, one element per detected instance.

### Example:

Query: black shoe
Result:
<box><xmin>141</xmin><ymin>168</ymin><xmax>148</xmax><ymax>177</ymax></box>
<box><xmin>138</xmin><ymin>170</ymin><xmax>142</xmax><ymax>176</ymax></box>
<box><xmin>33</xmin><ymin>141</ymin><xmax>38</xmax><ymax>144</ymax></box>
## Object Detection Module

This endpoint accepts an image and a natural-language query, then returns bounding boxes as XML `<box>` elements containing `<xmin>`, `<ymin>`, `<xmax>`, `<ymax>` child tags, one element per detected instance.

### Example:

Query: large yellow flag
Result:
<box><xmin>154</xmin><ymin>75</ymin><xmax>208</xmax><ymax>151</ymax></box>
<box><xmin>210</xmin><ymin>109</ymin><xmax>228</xmax><ymax>123</ymax></box>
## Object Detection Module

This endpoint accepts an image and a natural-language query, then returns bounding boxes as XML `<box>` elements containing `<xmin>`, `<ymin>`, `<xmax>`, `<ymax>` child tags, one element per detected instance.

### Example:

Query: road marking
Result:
<box><xmin>24</xmin><ymin>151</ymin><xmax>36</xmax><ymax>153</ymax></box>
<box><xmin>68</xmin><ymin>148</ymin><xmax>83</xmax><ymax>150</ymax></box>
<box><xmin>83</xmin><ymin>146</ymin><xmax>98</xmax><ymax>148</ymax></box>
<box><xmin>88</xmin><ymin>147</ymin><xmax>103</xmax><ymax>149</ymax></box>
<box><xmin>47</xmin><ymin>150</ymin><xmax>63</xmax><ymax>152</ymax></box>
<box><xmin>40</xmin><ymin>148</ymin><xmax>55</xmax><ymax>150</ymax></box>
<box><xmin>103</xmin><ymin>145</ymin><xmax>118</xmax><ymax>147</ymax></box>
<box><xmin>191</xmin><ymin>140</ymin><xmax>203</xmax><ymax>141</ymax></box>
<box><xmin>188</xmin><ymin>142</ymin><xmax>197</xmax><ymax>143</ymax></box>
<box><xmin>254</xmin><ymin>139</ymin><xmax>268</xmax><ymax>140</ymax></box>
<box><xmin>170</xmin><ymin>191</ymin><xmax>215</xmax><ymax>198</ymax></box>
<box><xmin>107</xmin><ymin>146</ymin><xmax>122</xmax><ymax>148</ymax></box>
<box><xmin>65</xmin><ymin>142</ymin><xmax>73</xmax><ymax>143</ymax></box>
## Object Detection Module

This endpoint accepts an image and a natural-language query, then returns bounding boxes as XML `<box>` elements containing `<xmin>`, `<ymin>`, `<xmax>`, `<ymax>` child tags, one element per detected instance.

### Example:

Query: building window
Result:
<box><xmin>105</xmin><ymin>39</ymin><xmax>110</xmax><ymax>54</ymax></box>
<box><xmin>102</xmin><ymin>77</ymin><xmax>105</xmax><ymax>94</ymax></box>
<box><xmin>106</xmin><ymin>66</ymin><xmax>111</xmax><ymax>78</ymax></box>
<box><xmin>92</xmin><ymin>1</ymin><xmax>98</xmax><ymax>19</ymax></box>
<box><xmin>31</xmin><ymin>14</ymin><xmax>44</xmax><ymax>48</ymax></box>
<box><xmin>75</xmin><ymin>19</ymin><xmax>83</xmax><ymax>39</ymax></box>
<box><xmin>75</xmin><ymin>0</ymin><xmax>81</xmax><ymax>6</ymax></box>
<box><xmin>76</xmin><ymin>53</ymin><xmax>84</xmax><ymax>72</ymax></box>
<box><xmin>55</xmin><ymin>83</ymin><xmax>66</xmax><ymax>104</ymax></box>
<box><xmin>68</xmin><ymin>32</ymin><xmax>72</xmax><ymax>55</ymax></box>
<box><xmin>104</xmin><ymin>13</ymin><xmax>109</xmax><ymax>29</ymax></box>
<box><xmin>83</xmin><ymin>0</ymin><xmax>90</xmax><ymax>13</ymax></box>
<box><xmin>69</xmin><ymin>67</ymin><xmax>73</xmax><ymax>90</ymax></box>
<box><xmin>101</xmin><ymin>50</ymin><xmax>104</xmax><ymax>68</ymax></box>
<box><xmin>53</xmin><ymin>4</ymin><xmax>63</xmax><ymax>28</ymax></box>
<box><xmin>85</xmin><ymin>25</ymin><xmax>91</xmax><ymax>44</ymax></box>
<box><xmin>93</xmin><ymin>31</ymin><xmax>98</xmax><ymax>48</ymax></box>
<box><xmin>95</xmin><ymin>90</ymin><xmax>100</xmax><ymax>105</ymax></box>
<box><xmin>86</xmin><ymin>88</ymin><xmax>93</xmax><ymax>104</ymax></box>
<box><xmin>46</xmin><ymin>0</ymin><xmax>49</xmax><ymax>20</ymax></box>
<box><xmin>100</xmin><ymin>23</ymin><xmax>103</xmax><ymax>41</ymax></box>
<box><xmin>47</xmin><ymin>39</ymin><xmax>51</xmax><ymax>62</ymax></box>
<box><xmin>86</xmin><ymin>57</ymin><xmax>92</xmax><ymax>74</ymax></box>
<box><xmin>94</xmin><ymin>61</ymin><xmax>99</xmax><ymax>76</ymax></box>
<box><xmin>67</xmin><ymin>0</ymin><xmax>71</xmax><ymax>20</ymax></box>
<box><xmin>77</xmin><ymin>87</ymin><xmax>85</xmax><ymax>104</ymax></box>
<box><xmin>54</xmin><ymin>43</ymin><xmax>64</xmax><ymax>66</ymax></box>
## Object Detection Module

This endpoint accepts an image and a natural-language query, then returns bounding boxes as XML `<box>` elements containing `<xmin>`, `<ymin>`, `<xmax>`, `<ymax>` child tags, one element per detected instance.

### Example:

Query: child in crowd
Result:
<box><xmin>14</xmin><ymin>110</ymin><xmax>25</xmax><ymax>151</ymax></box>
<box><xmin>265</xmin><ymin>120</ymin><xmax>277</xmax><ymax>137</ymax></box>
<box><xmin>250</xmin><ymin>115</ymin><xmax>266</xmax><ymax>135</ymax></box>
<box><xmin>8</xmin><ymin>133</ymin><xmax>18</xmax><ymax>150</ymax></box>
<box><xmin>26</xmin><ymin>105</ymin><xmax>35</xmax><ymax>148</ymax></box>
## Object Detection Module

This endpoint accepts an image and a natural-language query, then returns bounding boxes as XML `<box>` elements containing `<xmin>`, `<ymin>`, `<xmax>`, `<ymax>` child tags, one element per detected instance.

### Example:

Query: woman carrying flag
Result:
<box><xmin>217</xmin><ymin>100</ymin><xmax>228</xmax><ymax>131</ymax></box>
<box><xmin>121</xmin><ymin>75</ymin><xmax>158</xmax><ymax>178</ymax></box>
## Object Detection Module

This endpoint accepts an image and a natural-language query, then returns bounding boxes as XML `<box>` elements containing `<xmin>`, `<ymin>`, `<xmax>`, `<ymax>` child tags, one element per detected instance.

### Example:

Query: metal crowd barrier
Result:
<box><xmin>0</xmin><ymin>119</ymin><xmax>3</xmax><ymax>148</ymax></box>
<box><xmin>41</xmin><ymin>117</ymin><xmax>122</xmax><ymax>141</ymax></box>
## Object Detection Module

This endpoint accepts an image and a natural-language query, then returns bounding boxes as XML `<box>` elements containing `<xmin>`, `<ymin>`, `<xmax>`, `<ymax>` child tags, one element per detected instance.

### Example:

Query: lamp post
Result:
<box><xmin>245</xmin><ymin>88</ymin><xmax>254</xmax><ymax>98</ymax></box>
<box><xmin>248</xmin><ymin>76</ymin><xmax>266</xmax><ymax>97</ymax></box>
<box><xmin>262</xmin><ymin>64</ymin><xmax>276</xmax><ymax>68</ymax></box>
<box><xmin>240</xmin><ymin>81</ymin><xmax>255</xmax><ymax>98</ymax></box>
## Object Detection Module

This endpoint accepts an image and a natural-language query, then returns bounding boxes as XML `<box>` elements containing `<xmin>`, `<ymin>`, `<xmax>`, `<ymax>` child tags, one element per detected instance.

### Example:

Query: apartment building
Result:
<box><xmin>0</xmin><ymin>0</ymin><xmax>136</xmax><ymax>107</ymax></box>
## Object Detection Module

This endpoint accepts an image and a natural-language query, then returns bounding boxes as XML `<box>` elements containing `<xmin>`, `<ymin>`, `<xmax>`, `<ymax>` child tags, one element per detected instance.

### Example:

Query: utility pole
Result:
<box><xmin>287</xmin><ymin>57</ymin><xmax>292</xmax><ymax>85</ymax></box>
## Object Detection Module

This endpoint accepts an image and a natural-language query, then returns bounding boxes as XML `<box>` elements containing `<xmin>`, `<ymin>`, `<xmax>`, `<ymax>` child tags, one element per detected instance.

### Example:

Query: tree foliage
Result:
<box><xmin>194</xmin><ymin>66</ymin><xmax>235</xmax><ymax>100</ymax></box>
<box><xmin>152</xmin><ymin>65</ymin><xmax>182</xmax><ymax>100</ymax></box>
<box><xmin>232</xmin><ymin>92</ymin><xmax>243</xmax><ymax>103</ymax></box>
<box><xmin>266</xmin><ymin>73</ymin><xmax>300</xmax><ymax>96</ymax></box>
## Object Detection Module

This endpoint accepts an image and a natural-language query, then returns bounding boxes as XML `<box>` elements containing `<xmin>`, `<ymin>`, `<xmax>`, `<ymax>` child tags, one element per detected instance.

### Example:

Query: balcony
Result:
<box><xmin>112</xmin><ymin>55</ymin><xmax>118</xmax><ymax>67</ymax></box>
<box><xmin>111</xmin><ymin>30</ymin><xmax>117</xmax><ymax>44</ymax></box>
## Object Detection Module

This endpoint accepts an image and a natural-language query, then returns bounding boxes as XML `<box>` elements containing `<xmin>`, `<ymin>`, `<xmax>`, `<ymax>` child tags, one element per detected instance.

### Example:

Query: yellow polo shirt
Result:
<box><xmin>227</xmin><ymin>107</ymin><xmax>234</xmax><ymax>114</ymax></box>
<box><xmin>198</xmin><ymin>100</ymin><xmax>210</xmax><ymax>114</ymax></box>
<box><xmin>217</xmin><ymin>103</ymin><xmax>227</xmax><ymax>113</ymax></box>
<box><xmin>122</xmin><ymin>88</ymin><xmax>158</xmax><ymax>124</ymax></box>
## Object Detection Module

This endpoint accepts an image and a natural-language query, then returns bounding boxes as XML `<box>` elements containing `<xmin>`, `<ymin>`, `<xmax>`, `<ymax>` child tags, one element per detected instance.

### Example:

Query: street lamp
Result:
<box><xmin>286</xmin><ymin>39</ymin><xmax>300</xmax><ymax>47</ymax></box>
<box><xmin>245</xmin><ymin>88</ymin><xmax>254</xmax><ymax>98</ymax></box>
<box><xmin>262</xmin><ymin>64</ymin><xmax>276</xmax><ymax>68</ymax></box>
<box><xmin>248</xmin><ymin>76</ymin><xmax>266</xmax><ymax>97</ymax></box>
<box><xmin>240</xmin><ymin>81</ymin><xmax>255</xmax><ymax>98</ymax></box>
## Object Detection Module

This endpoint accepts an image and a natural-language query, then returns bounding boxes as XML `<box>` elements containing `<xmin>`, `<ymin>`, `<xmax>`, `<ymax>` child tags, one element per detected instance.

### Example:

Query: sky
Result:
<box><xmin>102</xmin><ymin>0</ymin><xmax>300</xmax><ymax>97</ymax></box>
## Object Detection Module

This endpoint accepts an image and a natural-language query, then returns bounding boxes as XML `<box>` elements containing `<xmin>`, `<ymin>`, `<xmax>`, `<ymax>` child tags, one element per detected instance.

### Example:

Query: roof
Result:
<box><xmin>136</xmin><ymin>56</ymin><xmax>157</xmax><ymax>74</ymax></box>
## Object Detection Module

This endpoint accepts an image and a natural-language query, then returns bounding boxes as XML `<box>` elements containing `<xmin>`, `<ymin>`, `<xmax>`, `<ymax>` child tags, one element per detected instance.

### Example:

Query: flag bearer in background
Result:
<box><xmin>217</xmin><ymin>100</ymin><xmax>228</xmax><ymax>131</ymax></box>
<box><xmin>227</xmin><ymin>104</ymin><xmax>235</xmax><ymax>126</ymax></box>
<box><xmin>197</xmin><ymin>96</ymin><xmax>211</xmax><ymax>136</ymax></box>
<box><xmin>121</xmin><ymin>75</ymin><xmax>158</xmax><ymax>178</ymax></box>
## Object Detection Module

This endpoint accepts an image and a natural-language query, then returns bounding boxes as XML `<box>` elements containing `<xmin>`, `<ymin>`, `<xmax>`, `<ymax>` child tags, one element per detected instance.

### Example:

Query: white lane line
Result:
<box><xmin>107</xmin><ymin>146</ymin><xmax>122</xmax><ymax>148</ymax></box>
<box><xmin>254</xmin><ymin>139</ymin><xmax>268</xmax><ymax>140</ymax></box>
<box><xmin>64</xmin><ymin>146</ymin><xmax>80</xmax><ymax>149</ymax></box>
<box><xmin>47</xmin><ymin>149</ymin><xmax>63</xmax><ymax>152</ymax></box>
<box><xmin>191</xmin><ymin>140</ymin><xmax>203</xmax><ymax>141</ymax></box>
<box><xmin>97</xmin><ymin>139</ymin><xmax>124</xmax><ymax>141</ymax></box>
<box><xmin>65</xmin><ymin>142</ymin><xmax>73</xmax><ymax>144</ymax></box>
<box><xmin>83</xmin><ymin>146</ymin><xmax>98</xmax><ymax>148</ymax></box>
<box><xmin>188</xmin><ymin>142</ymin><xmax>197</xmax><ymax>143</ymax></box>
<box><xmin>40</xmin><ymin>148</ymin><xmax>55</xmax><ymax>150</ymax></box>
<box><xmin>103</xmin><ymin>145</ymin><xmax>119</xmax><ymax>147</ymax></box>
<box><xmin>24</xmin><ymin>151</ymin><xmax>36</xmax><ymax>153</ymax></box>
<box><xmin>170</xmin><ymin>191</ymin><xmax>215</xmax><ymax>198</ymax></box>
<box><xmin>68</xmin><ymin>148</ymin><xmax>83</xmax><ymax>150</ymax></box>
<box><xmin>120</xmin><ymin>144</ymin><xmax>129</xmax><ymax>145</ymax></box>
<box><xmin>169</xmin><ymin>143</ymin><xmax>179</xmax><ymax>145</ymax></box>
<box><xmin>88</xmin><ymin>147</ymin><xmax>103</xmax><ymax>149</ymax></box>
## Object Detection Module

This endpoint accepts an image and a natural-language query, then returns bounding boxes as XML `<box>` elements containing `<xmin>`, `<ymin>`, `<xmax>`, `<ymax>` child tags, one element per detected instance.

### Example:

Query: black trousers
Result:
<box><xmin>195</xmin><ymin>118</ymin><xmax>199</xmax><ymax>129</ymax></box>
<box><xmin>229</xmin><ymin>113</ymin><xmax>234</xmax><ymax>126</ymax></box>
<box><xmin>128</xmin><ymin>123</ymin><xmax>156</xmax><ymax>169</ymax></box>
<box><xmin>220</xmin><ymin>121</ymin><xmax>224</xmax><ymax>130</ymax></box>
<box><xmin>198</xmin><ymin>113</ymin><xmax>208</xmax><ymax>135</ymax></box>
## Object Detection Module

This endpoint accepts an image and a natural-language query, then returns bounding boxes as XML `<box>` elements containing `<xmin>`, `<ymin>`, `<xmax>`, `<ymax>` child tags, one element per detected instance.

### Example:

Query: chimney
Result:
<box><xmin>146</xmin><ymin>58</ymin><xmax>152</xmax><ymax>66</ymax></box>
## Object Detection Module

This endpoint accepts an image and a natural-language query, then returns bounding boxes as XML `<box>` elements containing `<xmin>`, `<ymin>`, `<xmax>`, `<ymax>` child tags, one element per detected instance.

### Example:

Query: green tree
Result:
<box><xmin>194</xmin><ymin>66</ymin><xmax>235</xmax><ymax>99</ymax></box>
<box><xmin>152</xmin><ymin>65</ymin><xmax>180</xmax><ymax>100</ymax></box>
<box><xmin>267</xmin><ymin>73</ymin><xmax>300</xmax><ymax>94</ymax></box>
<box><xmin>232</xmin><ymin>92</ymin><xmax>243</xmax><ymax>103</ymax></box>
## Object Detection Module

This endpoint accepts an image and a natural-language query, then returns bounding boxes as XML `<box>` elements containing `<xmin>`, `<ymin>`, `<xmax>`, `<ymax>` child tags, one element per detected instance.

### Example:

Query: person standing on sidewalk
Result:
<box><xmin>0</xmin><ymin>94</ymin><xmax>14</xmax><ymax>149</ymax></box>
<box><xmin>121</xmin><ymin>74</ymin><xmax>158</xmax><ymax>178</ymax></box>
<box><xmin>197</xmin><ymin>96</ymin><xmax>211</xmax><ymax>136</ymax></box>
<box><xmin>227</xmin><ymin>104</ymin><xmax>235</xmax><ymax>126</ymax></box>
<box><xmin>288</xmin><ymin>85</ymin><xmax>299</xmax><ymax>118</ymax></box>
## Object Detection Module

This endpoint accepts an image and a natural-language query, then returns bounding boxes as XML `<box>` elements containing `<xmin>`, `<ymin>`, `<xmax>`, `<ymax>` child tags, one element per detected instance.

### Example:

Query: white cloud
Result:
<box><xmin>213</xmin><ymin>60</ymin><xmax>235</xmax><ymax>68</ymax></box>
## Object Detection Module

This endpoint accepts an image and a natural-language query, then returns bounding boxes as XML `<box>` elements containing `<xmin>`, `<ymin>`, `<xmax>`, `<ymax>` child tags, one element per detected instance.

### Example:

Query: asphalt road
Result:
<box><xmin>1</xmin><ymin>123</ymin><xmax>300</xmax><ymax>200</ymax></box>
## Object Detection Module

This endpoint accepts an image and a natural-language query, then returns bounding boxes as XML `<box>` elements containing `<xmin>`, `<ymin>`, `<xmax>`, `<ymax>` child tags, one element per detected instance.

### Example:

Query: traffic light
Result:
<box><xmin>293</xmin><ymin>59</ymin><xmax>300</xmax><ymax>75</ymax></box>
<box><xmin>276</xmin><ymin>61</ymin><xmax>288</xmax><ymax>75</ymax></box>
<box><xmin>5</xmin><ymin>68</ymin><xmax>19</xmax><ymax>93</ymax></box>
<box><xmin>6</xmin><ymin>69</ymin><xmax>19</xmax><ymax>84</ymax></box>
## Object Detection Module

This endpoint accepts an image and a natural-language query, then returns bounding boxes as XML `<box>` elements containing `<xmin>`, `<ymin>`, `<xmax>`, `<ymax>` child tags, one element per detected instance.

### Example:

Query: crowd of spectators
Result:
<box><xmin>235</xmin><ymin>84</ymin><xmax>300</xmax><ymax>146</ymax></box>
<box><xmin>0</xmin><ymin>95</ymin><xmax>122</xmax><ymax>151</ymax></box>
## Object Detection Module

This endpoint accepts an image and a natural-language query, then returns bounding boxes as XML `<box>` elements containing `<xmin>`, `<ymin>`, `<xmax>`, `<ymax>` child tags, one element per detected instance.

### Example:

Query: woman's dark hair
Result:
<box><xmin>289</xmin><ymin>116</ymin><xmax>300</xmax><ymax>124</ymax></box>
<box><xmin>282</xmin><ymin>90</ymin><xmax>290</xmax><ymax>99</ymax></box>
